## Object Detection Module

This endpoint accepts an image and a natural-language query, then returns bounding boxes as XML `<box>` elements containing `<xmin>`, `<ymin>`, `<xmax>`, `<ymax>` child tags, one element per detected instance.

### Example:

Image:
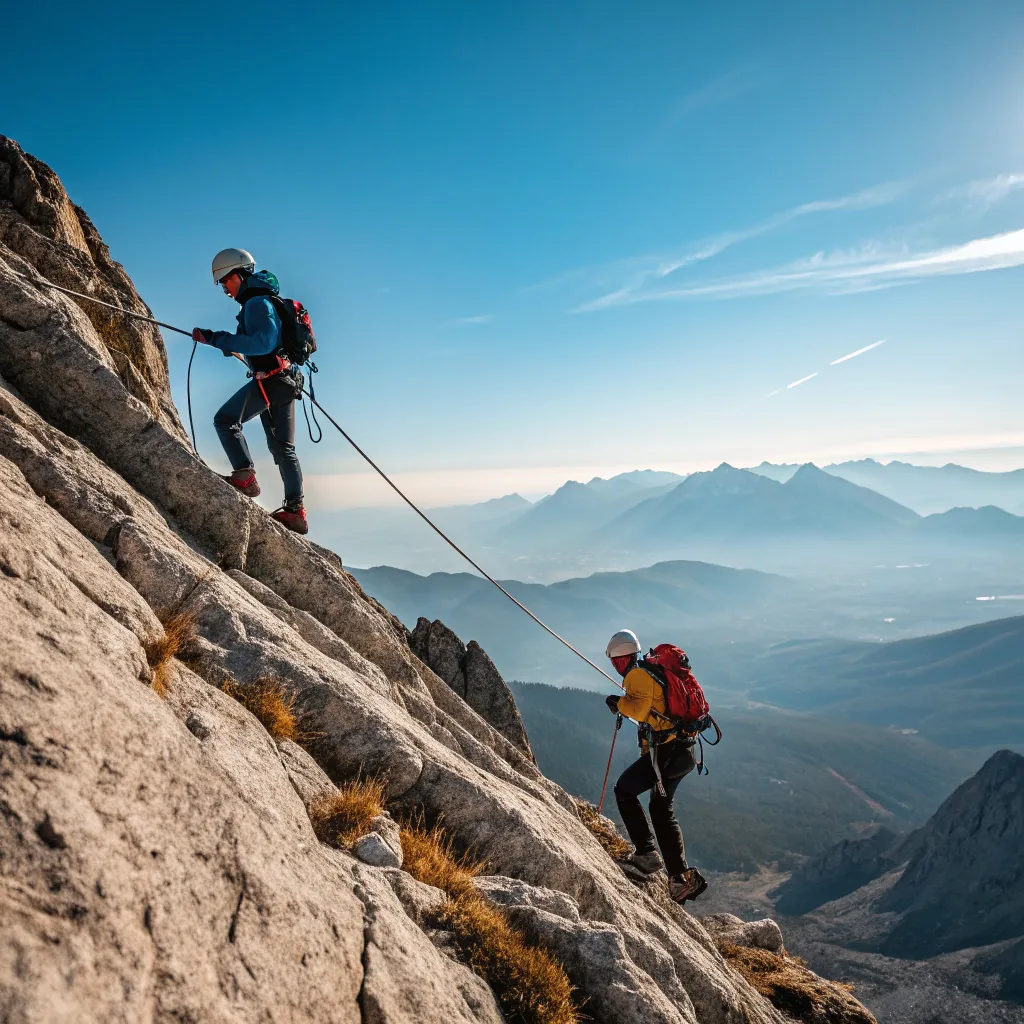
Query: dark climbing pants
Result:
<box><xmin>214</xmin><ymin>375</ymin><xmax>303</xmax><ymax>506</ymax></box>
<box><xmin>614</xmin><ymin>740</ymin><xmax>696</xmax><ymax>878</ymax></box>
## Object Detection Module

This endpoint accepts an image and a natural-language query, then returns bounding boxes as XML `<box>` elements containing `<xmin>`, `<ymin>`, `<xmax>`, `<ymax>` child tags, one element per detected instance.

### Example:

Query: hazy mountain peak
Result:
<box><xmin>747</xmin><ymin>461</ymin><xmax>801</xmax><ymax>483</ymax></box>
<box><xmin>876</xmin><ymin>748</ymin><xmax>1024</xmax><ymax>957</ymax></box>
<box><xmin>789</xmin><ymin>462</ymin><xmax>829</xmax><ymax>480</ymax></box>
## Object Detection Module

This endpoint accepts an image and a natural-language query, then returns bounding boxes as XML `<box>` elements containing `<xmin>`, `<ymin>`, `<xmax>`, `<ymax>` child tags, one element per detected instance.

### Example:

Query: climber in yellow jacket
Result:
<box><xmin>604</xmin><ymin>629</ymin><xmax>707</xmax><ymax>904</ymax></box>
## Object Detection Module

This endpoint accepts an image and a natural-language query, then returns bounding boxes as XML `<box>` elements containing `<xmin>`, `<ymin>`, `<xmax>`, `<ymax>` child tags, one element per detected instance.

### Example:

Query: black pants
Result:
<box><xmin>614</xmin><ymin>740</ymin><xmax>696</xmax><ymax>878</ymax></box>
<box><xmin>214</xmin><ymin>374</ymin><xmax>303</xmax><ymax>507</ymax></box>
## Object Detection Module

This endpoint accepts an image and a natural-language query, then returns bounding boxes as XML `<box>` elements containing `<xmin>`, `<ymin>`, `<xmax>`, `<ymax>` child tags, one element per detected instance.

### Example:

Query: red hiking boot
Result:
<box><xmin>668</xmin><ymin>867</ymin><xmax>708</xmax><ymax>905</ymax></box>
<box><xmin>223</xmin><ymin>469</ymin><xmax>261</xmax><ymax>497</ymax></box>
<box><xmin>272</xmin><ymin>505</ymin><xmax>308</xmax><ymax>535</ymax></box>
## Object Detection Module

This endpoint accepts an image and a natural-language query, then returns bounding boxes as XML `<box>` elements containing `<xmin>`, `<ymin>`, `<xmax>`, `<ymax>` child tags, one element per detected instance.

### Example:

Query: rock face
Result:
<box><xmin>0</xmin><ymin>136</ymin><xmax>184</xmax><ymax>442</ymax></box>
<box><xmin>878</xmin><ymin>748</ymin><xmax>1024</xmax><ymax>957</ymax></box>
<box><xmin>766</xmin><ymin>750</ymin><xmax>1024</xmax><ymax>1020</ymax></box>
<box><xmin>771</xmin><ymin>827</ymin><xmax>901</xmax><ymax>916</ymax></box>
<box><xmin>0</xmin><ymin>141</ymin><xmax>868</xmax><ymax>1024</ymax></box>
<box><xmin>409</xmin><ymin>616</ymin><xmax>534</xmax><ymax>760</ymax></box>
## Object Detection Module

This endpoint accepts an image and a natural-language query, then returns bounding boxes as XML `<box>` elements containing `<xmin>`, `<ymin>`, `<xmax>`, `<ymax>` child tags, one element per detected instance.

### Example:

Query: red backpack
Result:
<box><xmin>642</xmin><ymin>644</ymin><xmax>710</xmax><ymax>727</ymax></box>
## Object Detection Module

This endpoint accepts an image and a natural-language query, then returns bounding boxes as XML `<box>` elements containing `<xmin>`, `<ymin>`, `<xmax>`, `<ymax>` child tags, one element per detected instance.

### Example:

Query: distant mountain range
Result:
<box><xmin>352</xmin><ymin>551</ymin><xmax>1024</xmax><ymax>691</ymax></box>
<box><xmin>750</xmin><ymin>458</ymin><xmax>1024</xmax><ymax>515</ymax></box>
<box><xmin>491</xmin><ymin>464</ymin><xmax>1024</xmax><ymax>577</ymax></box>
<box><xmin>738</xmin><ymin>614</ymin><xmax>1024</xmax><ymax>747</ymax></box>
<box><xmin>330</xmin><ymin>462</ymin><xmax>1024</xmax><ymax>581</ymax></box>
<box><xmin>351</xmin><ymin>559</ymin><xmax>803</xmax><ymax>687</ymax></box>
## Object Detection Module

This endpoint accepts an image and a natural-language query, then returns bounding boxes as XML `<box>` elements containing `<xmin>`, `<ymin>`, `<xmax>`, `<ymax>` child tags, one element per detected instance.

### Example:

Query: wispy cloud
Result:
<box><xmin>444</xmin><ymin>314</ymin><xmax>495</xmax><ymax>328</ymax></box>
<box><xmin>786</xmin><ymin>372</ymin><xmax>818</xmax><ymax>389</ymax></box>
<box><xmin>573</xmin><ymin>182</ymin><xmax>907</xmax><ymax>312</ymax></box>
<box><xmin>658</xmin><ymin>67</ymin><xmax>763</xmax><ymax>123</ymax></box>
<box><xmin>594</xmin><ymin>226</ymin><xmax>1024</xmax><ymax>306</ymax></box>
<box><xmin>830</xmin><ymin>339</ymin><xmax>886</xmax><ymax>365</ymax></box>
<box><xmin>635</xmin><ymin>67</ymin><xmax>765</xmax><ymax>159</ymax></box>
<box><xmin>944</xmin><ymin>172</ymin><xmax>1024</xmax><ymax>211</ymax></box>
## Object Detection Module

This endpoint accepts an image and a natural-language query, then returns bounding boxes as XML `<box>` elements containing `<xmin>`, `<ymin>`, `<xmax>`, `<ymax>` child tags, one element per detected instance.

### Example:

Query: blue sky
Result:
<box><xmin>7</xmin><ymin>0</ymin><xmax>1024</xmax><ymax>507</ymax></box>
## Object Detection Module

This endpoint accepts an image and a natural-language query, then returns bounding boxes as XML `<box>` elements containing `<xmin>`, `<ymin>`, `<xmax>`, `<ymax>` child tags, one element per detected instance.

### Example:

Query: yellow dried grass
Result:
<box><xmin>400</xmin><ymin>821</ymin><xmax>579</xmax><ymax>1024</ymax></box>
<box><xmin>309</xmin><ymin>778</ymin><xmax>386</xmax><ymax>849</ymax></box>
<box><xmin>143</xmin><ymin>611</ymin><xmax>196</xmax><ymax>698</ymax></box>
<box><xmin>220</xmin><ymin>676</ymin><xmax>300</xmax><ymax>741</ymax></box>
<box><xmin>720</xmin><ymin>943</ymin><xmax>876</xmax><ymax>1024</ymax></box>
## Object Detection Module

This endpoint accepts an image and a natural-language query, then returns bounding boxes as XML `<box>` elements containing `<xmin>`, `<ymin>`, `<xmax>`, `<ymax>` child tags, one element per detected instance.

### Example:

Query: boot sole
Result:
<box><xmin>671</xmin><ymin>879</ymin><xmax>709</xmax><ymax>905</ymax></box>
<box><xmin>272</xmin><ymin>516</ymin><xmax>309</xmax><ymax>536</ymax></box>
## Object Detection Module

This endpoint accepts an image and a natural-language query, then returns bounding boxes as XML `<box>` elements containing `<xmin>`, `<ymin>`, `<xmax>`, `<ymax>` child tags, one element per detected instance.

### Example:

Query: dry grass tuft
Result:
<box><xmin>573</xmin><ymin>798</ymin><xmax>633</xmax><ymax>861</ymax></box>
<box><xmin>400</xmin><ymin>821</ymin><xmax>579</xmax><ymax>1024</ymax></box>
<box><xmin>309</xmin><ymin>778</ymin><xmax>386</xmax><ymax>849</ymax></box>
<box><xmin>400</xmin><ymin>820</ymin><xmax>483</xmax><ymax>900</ymax></box>
<box><xmin>143</xmin><ymin>611</ymin><xmax>196</xmax><ymax>698</ymax></box>
<box><xmin>720</xmin><ymin>943</ymin><xmax>877</xmax><ymax>1024</ymax></box>
<box><xmin>221</xmin><ymin>676</ymin><xmax>300</xmax><ymax>741</ymax></box>
<box><xmin>439</xmin><ymin>894</ymin><xmax>579</xmax><ymax>1024</ymax></box>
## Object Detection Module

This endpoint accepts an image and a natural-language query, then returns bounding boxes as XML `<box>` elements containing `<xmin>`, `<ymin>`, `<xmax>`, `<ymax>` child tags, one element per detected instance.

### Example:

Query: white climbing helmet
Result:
<box><xmin>605</xmin><ymin>629</ymin><xmax>641</xmax><ymax>659</ymax></box>
<box><xmin>211</xmin><ymin>248</ymin><xmax>255</xmax><ymax>285</ymax></box>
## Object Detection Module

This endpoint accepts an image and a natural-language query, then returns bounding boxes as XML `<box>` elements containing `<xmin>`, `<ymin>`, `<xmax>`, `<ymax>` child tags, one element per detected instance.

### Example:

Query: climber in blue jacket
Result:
<box><xmin>192</xmin><ymin>248</ymin><xmax>308</xmax><ymax>535</ymax></box>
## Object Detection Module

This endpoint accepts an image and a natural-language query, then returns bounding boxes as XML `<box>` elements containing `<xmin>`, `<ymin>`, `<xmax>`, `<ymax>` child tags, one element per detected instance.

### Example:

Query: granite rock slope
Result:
<box><xmin>0</xmin><ymin>140</ymin><xmax>868</xmax><ymax>1024</ymax></box>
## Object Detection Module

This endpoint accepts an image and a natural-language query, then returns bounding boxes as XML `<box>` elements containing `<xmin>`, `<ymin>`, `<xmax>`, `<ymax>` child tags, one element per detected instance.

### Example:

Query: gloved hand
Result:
<box><xmin>605</xmin><ymin>694</ymin><xmax>621</xmax><ymax>714</ymax></box>
<box><xmin>192</xmin><ymin>328</ymin><xmax>214</xmax><ymax>344</ymax></box>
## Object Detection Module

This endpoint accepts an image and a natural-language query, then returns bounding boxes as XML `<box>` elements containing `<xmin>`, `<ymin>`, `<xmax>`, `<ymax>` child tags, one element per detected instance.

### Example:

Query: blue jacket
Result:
<box><xmin>209</xmin><ymin>270</ymin><xmax>282</xmax><ymax>367</ymax></box>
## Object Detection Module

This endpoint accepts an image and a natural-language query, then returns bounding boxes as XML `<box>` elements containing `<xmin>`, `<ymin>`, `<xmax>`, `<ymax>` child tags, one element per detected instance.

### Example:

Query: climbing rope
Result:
<box><xmin>299</xmin><ymin>387</ymin><xmax>620</xmax><ymax>686</ymax></box>
<box><xmin>6</xmin><ymin>266</ymin><xmax>203</xmax><ymax>452</ymax></box>
<box><xmin>8</xmin><ymin>266</ymin><xmax>621</xmax><ymax>689</ymax></box>
<box><xmin>7</xmin><ymin>266</ymin><xmax>193</xmax><ymax>338</ymax></box>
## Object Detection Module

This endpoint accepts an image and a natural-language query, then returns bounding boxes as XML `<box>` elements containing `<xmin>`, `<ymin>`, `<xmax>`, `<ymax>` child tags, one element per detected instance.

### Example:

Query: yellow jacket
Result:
<box><xmin>613</xmin><ymin>666</ymin><xmax>679</xmax><ymax>749</ymax></box>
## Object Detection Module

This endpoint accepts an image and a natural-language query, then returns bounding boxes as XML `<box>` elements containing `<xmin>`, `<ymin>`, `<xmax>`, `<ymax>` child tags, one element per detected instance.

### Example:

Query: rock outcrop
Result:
<box><xmin>877</xmin><ymin>748</ymin><xmax>1024</xmax><ymax>957</ymax></box>
<box><xmin>0</xmin><ymin>138</ymin><xmax>868</xmax><ymax>1023</ymax></box>
<box><xmin>0</xmin><ymin>136</ymin><xmax>184</xmax><ymax>441</ymax></box>
<box><xmin>409</xmin><ymin>616</ymin><xmax>534</xmax><ymax>760</ymax></box>
<box><xmin>771</xmin><ymin>827</ymin><xmax>901</xmax><ymax>916</ymax></box>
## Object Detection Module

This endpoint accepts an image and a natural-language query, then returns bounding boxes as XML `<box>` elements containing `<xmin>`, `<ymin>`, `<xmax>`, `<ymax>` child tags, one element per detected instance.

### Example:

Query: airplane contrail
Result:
<box><xmin>786</xmin><ymin>372</ymin><xmax>819</xmax><ymax>389</ymax></box>
<box><xmin>831</xmin><ymin>339</ymin><xmax>886</xmax><ymax>365</ymax></box>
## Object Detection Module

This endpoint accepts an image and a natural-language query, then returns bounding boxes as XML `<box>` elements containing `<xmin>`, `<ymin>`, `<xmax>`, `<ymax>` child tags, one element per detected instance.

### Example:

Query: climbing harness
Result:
<box><xmin>251</xmin><ymin>355</ymin><xmax>291</xmax><ymax>407</ymax></box>
<box><xmin>639</xmin><ymin>724</ymin><xmax>668</xmax><ymax>797</ymax></box>
<box><xmin>9</xmin><ymin>267</ymin><xmax>622</xmax><ymax>689</ymax></box>
<box><xmin>643</xmin><ymin>708</ymin><xmax>722</xmax><ymax>777</ymax></box>
<box><xmin>597</xmin><ymin>714</ymin><xmax>623</xmax><ymax>815</ymax></box>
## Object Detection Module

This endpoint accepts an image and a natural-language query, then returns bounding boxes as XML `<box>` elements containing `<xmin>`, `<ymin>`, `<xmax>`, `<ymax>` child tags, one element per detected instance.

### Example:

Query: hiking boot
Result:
<box><xmin>668</xmin><ymin>867</ymin><xmax>708</xmax><ymax>905</ymax></box>
<box><xmin>223</xmin><ymin>468</ymin><xmax>260</xmax><ymax>497</ymax></box>
<box><xmin>629</xmin><ymin>850</ymin><xmax>664</xmax><ymax>875</ymax></box>
<box><xmin>272</xmin><ymin>505</ymin><xmax>309</xmax><ymax>535</ymax></box>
